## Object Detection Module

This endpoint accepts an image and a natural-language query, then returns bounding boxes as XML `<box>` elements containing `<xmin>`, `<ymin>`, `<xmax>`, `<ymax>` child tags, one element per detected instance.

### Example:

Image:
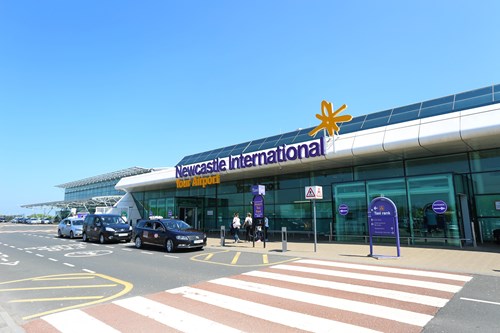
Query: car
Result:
<box><xmin>133</xmin><ymin>218</ymin><xmax>207</xmax><ymax>253</ymax></box>
<box><xmin>82</xmin><ymin>214</ymin><xmax>132</xmax><ymax>244</ymax></box>
<box><xmin>57</xmin><ymin>217</ymin><xmax>84</xmax><ymax>238</ymax></box>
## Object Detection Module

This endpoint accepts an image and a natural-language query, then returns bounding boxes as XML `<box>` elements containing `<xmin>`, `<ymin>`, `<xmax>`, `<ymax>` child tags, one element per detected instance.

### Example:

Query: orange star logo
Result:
<box><xmin>309</xmin><ymin>100</ymin><xmax>352</xmax><ymax>137</ymax></box>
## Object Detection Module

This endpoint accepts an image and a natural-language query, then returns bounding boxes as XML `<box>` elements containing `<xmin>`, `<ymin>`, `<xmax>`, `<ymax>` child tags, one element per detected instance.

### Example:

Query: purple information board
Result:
<box><xmin>368</xmin><ymin>197</ymin><xmax>400</xmax><ymax>257</ymax></box>
<box><xmin>253</xmin><ymin>195</ymin><xmax>264</xmax><ymax>219</ymax></box>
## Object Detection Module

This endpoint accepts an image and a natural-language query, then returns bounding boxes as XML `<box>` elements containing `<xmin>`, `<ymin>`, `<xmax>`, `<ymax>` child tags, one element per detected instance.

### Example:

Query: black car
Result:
<box><xmin>82</xmin><ymin>214</ymin><xmax>132</xmax><ymax>244</ymax></box>
<box><xmin>133</xmin><ymin>218</ymin><xmax>206</xmax><ymax>253</ymax></box>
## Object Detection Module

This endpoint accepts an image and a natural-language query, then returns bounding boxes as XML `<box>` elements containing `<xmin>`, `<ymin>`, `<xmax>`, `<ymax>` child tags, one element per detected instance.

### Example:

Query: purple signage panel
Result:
<box><xmin>369</xmin><ymin>197</ymin><xmax>398</xmax><ymax>236</ymax></box>
<box><xmin>253</xmin><ymin>195</ymin><xmax>264</xmax><ymax>219</ymax></box>
<box><xmin>368</xmin><ymin>196</ymin><xmax>400</xmax><ymax>257</ymax></box>
<box><xmin>338</xmin><ymin>204</ymin><xmax>349</xmax><ymax>216</ymax></box>
<box><xmin>432</xmin><ymin>200</ymin><xmax>447</xmax><ymax>214</ymax></box>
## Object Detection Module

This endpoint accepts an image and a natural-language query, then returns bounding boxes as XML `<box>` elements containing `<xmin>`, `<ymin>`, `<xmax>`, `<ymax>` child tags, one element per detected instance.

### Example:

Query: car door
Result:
<box><xmin>63</xmin><ymin>220</ymin><xmax>71</xmax><ymax>236</ymax></box>
<box><xmin>151</xmin><ymin>221</ymin><xmax>166</xmax><ymax>247</ymax></box>
<box><xmin>140</xmin><ymin>221</ymin><xmax>154</xmax><ymax>245</ymax></box>
<box><xmin>90</xmin><ymin>216</ymin><xmax>102</xmax><ymax>240</ymax></box>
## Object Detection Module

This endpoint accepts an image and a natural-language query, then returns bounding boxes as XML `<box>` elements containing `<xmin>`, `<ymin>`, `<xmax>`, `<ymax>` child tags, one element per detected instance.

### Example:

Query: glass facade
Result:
<box><xmin>64</xmin><ymin>179</ymin><xmax>124</xmax><ymax>201</ymax></box>
<box><xmin>130</xmin><ymin>148</ymin><xmax>500</xmax><ymax>247</ymax></box>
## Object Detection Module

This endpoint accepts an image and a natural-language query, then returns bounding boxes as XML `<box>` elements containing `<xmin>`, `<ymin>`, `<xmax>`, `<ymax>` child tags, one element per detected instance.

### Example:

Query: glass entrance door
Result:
<box><xmin>179</xmin><ymin>207</ymin><xmax>198</xmax><ymax>229</ymax></box>
<box><xmin>407</xmin><ymin>174</ymin><xmax>459</xmax><ymax>245</ymax></box>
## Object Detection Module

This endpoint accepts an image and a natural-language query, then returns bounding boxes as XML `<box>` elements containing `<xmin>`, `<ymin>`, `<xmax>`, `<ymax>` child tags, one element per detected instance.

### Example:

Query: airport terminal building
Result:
<box><xmin>110</xmin><ymin>85</ymin><xmax>500</xmax><ymax>248</ymax></box>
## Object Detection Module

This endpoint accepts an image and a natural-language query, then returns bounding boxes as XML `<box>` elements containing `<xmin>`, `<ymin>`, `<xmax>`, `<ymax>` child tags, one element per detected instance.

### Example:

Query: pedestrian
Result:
<box><xmin>264</xmin><ymin>215</ymin><xmax>269</xmax><ymax>241</ymax></box>
<box><xmin>243</xmin><ymin>212</ymin><xmax>253</xmax><ymax>241</ymax></box>
<box><xmin>232</xmin><ymin>212</ymin><xmax>241</xmax><ymax>243</ymax></box>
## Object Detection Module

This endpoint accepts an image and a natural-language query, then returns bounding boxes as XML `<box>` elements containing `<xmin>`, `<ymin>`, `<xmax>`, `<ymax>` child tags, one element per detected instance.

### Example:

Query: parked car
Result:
<box><xmin>57</xmin><ymin>217</ymin><xmax>84</xmax><ymax>238</ymax></box>
<box><xmin>82</xmin><ymin>214</ymin><xmax>132</xmax><ymax>244</ymax></box>
<box><xmin>133</xmin><ymin>218</ymin><xmax>206</xmax><ymax>253</ymax></box>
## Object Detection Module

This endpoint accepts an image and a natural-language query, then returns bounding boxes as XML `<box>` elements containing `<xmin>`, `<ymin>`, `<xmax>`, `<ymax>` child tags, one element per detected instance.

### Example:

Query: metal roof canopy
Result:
<box><xmin>56</xmin><ymin>167</ymin><xmax>153</xmax><ymax>189</ymax></box>
<box><xmin>22</xmin><ymin>195</ymin><xmax>123</xmax><ymax>211</ymax></box>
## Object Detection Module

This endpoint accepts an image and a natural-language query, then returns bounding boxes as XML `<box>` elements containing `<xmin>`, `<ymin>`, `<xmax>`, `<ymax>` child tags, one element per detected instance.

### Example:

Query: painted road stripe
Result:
<box><xmin>273</xmin><ymin>264</ymin><xmax>462</xmax><ymax>293</ymax></box>
<box><xmin>114</xmin><ymin>296</ymin><xmax>242</xmax><ymax>333</ymax></box>
<box><xmin>230</xmin><ymin>252</ymin><xmax>241</xmax><ymax>265</ymax></box>
<box><xmin>42</xmin><ymin>309</ymin><xmax>120</xmax><ymax>333</ymax></box>
<box><xmin>245</xmin><ymin>270</ymin><xmax>449</xmax><ymax>307</ymax></box>
<box><xmin>168</xmin><ymin>286</ymin><xmax>381</xmax><ymax>333</ymax></box>
<box><xmin>298</xmin><ymin>259</ymin><xmax>472</xmax><ymax>282</ymax></box>
<box><xmin>461</xmin><ymin>297</ymin><xmax>500</xmax><ymax>306</ymax></box>
<box><xmin>210</xmin><ymin>277</ymin><xmax>432</xmax><ymax>327</ymax></box>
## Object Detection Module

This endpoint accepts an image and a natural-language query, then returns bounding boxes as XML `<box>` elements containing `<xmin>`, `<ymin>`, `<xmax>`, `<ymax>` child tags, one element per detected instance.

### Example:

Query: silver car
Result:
<box><xmin>57</xmin><ymin>218</ymin><xmax>84</xmax><ymax>238</ymax></box>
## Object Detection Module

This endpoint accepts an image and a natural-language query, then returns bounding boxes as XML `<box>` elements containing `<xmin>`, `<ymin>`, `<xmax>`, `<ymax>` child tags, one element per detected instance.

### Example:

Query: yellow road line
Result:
<box><xmin>231</xmin><ymin>252</ymin><xmax>241</xmax><ymax>265</ymax></box>
<box><xmin>262</xmin><ymin>254</ymin><xmax>269</xmax><ymax>264</ymax></box>
<box><xmin>204</xmin><ymin>253</ymin><xmax>214</xmax><ymax>261</ymax></box>
<box><xmin>10</xmin><ymin>296</ymin><xmax>103</xmax><ymax>303</ymax></box>
<box><xmin>33</xmin><ymin>276</ymin><xmax>95</xmax><ymax>281</ymax></box>
<box><xmin>0</xmin><ymin>284</ymin><xmax>117</xmax><ymax>292</ymax></box>
<box><xmin>22</xmin><ymin>273</ymin><xmax>133</xmax><ymax>320</ymax></box>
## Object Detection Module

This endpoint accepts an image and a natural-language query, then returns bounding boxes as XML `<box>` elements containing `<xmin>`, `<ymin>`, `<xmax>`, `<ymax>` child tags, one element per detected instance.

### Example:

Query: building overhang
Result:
<box><xmin>116</xmin><ymin>103</ymin><xmax>500</xmax><ymax>193</ymax></box>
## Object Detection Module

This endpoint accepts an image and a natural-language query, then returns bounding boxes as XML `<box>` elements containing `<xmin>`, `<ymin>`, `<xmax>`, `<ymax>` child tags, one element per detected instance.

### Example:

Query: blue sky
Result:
<box><xmin>1</xmin><ymin>1</ymin><xmax>499</xmax><ymax>215</ymax></box>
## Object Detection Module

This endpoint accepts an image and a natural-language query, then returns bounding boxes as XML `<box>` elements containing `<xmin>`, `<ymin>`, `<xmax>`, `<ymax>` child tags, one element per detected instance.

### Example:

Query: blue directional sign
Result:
<box><xmin>432</xmin><ymin>200</ymin><xmax>447</xmax><ymax>214</ymax></box>
<box><xmin>338</xmin><ymin>204</ymin><xmax>349</xmax><ymax>216</ymax></box>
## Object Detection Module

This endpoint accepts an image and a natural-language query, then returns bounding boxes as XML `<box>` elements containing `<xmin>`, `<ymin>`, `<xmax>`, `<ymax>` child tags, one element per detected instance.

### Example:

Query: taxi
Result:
<box><xmin>133</xmin><ymin>218</ymin><xmax>207</xmax><ymax>253</ymax></box>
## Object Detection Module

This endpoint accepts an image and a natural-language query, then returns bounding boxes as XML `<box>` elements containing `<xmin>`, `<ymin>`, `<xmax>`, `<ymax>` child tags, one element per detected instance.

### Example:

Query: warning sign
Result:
<box><xmin>305</xmin><ymin>186</ymin><xmax>323</xmax><ymax>200</ymax></box>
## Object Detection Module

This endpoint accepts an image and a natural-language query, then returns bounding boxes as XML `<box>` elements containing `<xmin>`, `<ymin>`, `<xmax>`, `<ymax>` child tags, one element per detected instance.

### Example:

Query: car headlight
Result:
<box><xmin>176</xmin><ymin>235</ymin><xmax>189</xmax><ymax>241</ymax></box>
<box><xmin>105</xmin><ymin>227</ymin><xmax>116</xmax><ymax>232</ymax></box>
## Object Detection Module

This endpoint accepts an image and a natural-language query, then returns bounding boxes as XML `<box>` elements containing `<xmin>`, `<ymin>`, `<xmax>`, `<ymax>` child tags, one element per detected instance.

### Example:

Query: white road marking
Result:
<box><xmin>168</xmin><ymin>286</ymin><xmax>382</xmax><ymax>333</ymax></box>
<box><xmin>273</xmin><ymin>264</ymin><xmax>462</xmax><ymax>292</ymax></box>
<box><xmin>42</xmin><ymin>309</ymin><xmax>121</xmax><ymax>333</ymax></box>
<box><xmin>115</xmin><ymin>296</ymin><xmax>243</xmax><ymax>333</ymax></box>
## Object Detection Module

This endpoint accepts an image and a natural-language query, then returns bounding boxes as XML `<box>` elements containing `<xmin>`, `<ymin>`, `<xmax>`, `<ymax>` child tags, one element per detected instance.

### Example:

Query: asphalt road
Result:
<box><xmin>1</xmin><ymin>223</ymin><xmax>500</xmax><ymax>332</ymax></box>
<box><xmin>0</xmin><ymin>223</ymin><xmax>298</xmax><ymax>324</ymax></box>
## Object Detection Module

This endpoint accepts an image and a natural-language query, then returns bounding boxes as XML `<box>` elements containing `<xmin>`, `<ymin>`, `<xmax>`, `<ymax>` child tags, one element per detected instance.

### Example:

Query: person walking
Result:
<box><xmin>232</xmin><ymin>212</ymin><xmax>241</xmax><ymax>243</ymax></box>
<box><xmin>243</xmin><ymin>213</ymin><xmax>253</xmax><ymax>241</ymax></box>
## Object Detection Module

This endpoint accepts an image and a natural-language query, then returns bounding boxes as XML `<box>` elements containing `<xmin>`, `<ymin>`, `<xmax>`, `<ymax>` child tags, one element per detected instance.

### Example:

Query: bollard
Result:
<box><xmin>220</xmin><ymin>225</ymin><xmax>226</xmax><ymax>246</ymax></box>
<box><xmin>281</xmin><ymin>227</ymin><xmax>287</xmax><ymax>252</ymax></box>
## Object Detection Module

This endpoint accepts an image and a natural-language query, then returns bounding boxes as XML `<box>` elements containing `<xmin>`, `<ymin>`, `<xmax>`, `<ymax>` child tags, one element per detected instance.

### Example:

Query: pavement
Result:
<box><xmin>207</xmin><ymin>236</ymin><xmax>500</xmax><ymax>277</ymax></box>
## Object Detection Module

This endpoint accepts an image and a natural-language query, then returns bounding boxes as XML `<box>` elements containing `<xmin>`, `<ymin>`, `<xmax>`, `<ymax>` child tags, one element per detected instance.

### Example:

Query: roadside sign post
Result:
<box><xmin>305</xmin><ymin>186</ymin><xmax>323</xmax><ymax>252</ymax></box>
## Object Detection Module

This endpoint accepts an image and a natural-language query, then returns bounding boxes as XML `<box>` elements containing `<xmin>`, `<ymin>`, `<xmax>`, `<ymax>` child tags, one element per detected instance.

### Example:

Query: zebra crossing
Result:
<box><xmin>23</xmin><ymin>259</ymin><xmax>472</xmax><ymax>333</ymax></box>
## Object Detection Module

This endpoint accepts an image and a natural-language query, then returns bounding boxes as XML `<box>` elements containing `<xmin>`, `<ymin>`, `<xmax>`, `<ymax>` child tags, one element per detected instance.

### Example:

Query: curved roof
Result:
<box><xmin>56</xmin><ymin>167</ymin><xmax>153</xmax><ymax>189</ymax></box>
<box><xmin>177</xmin><ymin>84</ymin><xmax>500</xmax><ymax>166</ymax></box>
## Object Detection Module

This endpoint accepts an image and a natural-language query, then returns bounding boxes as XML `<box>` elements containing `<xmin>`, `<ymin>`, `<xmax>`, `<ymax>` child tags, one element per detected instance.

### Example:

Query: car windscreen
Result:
<box><xmin>101</xmin><ymin>216</ymin><xmax>127</xmax><ymax>225</ymax></box>
<box><xmin>72</xmin><ymin>220</ymin><xmax>83</xmax><ymax>226</ymax></box>
<box><xmin>165</xmin><ymin>220</ymin><xmax>191</xmax><ymax>231</ymax></box>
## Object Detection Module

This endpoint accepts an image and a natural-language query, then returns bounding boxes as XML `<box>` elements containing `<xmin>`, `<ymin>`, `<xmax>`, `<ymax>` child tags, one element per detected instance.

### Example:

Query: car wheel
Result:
<box><xmin>70</xmin><ymin>231</ymin><xmax>74</xmax><ymax>239</ymax></box>
<box><xmin>99</xmin><ymin>234</ymin><xmax>105</xmax><ymax>244</ymax></box>
<box><xmin>58</xmin><ymin>229</ymin><xmax>63</xmax><ymax>238</ymax></box>
<box><xmin>165</xmin><ymin>239</ymin><xmax>174</xmax><ymax>253</ymax></box>
<box><xmin>135</xmin><ymin>237</ymin><xmax>142</xmax><ymax>249</ymax></box>
<box><xmin>82</xmin><ymin>233</ymin><xmax>88</xmax><ymax>242</ymax></box>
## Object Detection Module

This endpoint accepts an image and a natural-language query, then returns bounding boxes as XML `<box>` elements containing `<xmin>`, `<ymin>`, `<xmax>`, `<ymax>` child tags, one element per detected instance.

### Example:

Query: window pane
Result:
<box><xmin>354</xmin><ymin>161</ymin><xmax>404</xmax><ymax>181</ymax></box>
<box><xmin>406</xmin><ymin>154</ymin><xmax>469</xmax><ymax>176</ymax></box>
<box><xmin>472</xmin><ymin>172</ymin><xmax>500</xmax><ymax>194</ymax></box>
<box><xmin>470</xmin><ymin>148</ymin><xmax>500</xmax><ymax>172</ymax></box>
